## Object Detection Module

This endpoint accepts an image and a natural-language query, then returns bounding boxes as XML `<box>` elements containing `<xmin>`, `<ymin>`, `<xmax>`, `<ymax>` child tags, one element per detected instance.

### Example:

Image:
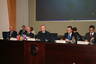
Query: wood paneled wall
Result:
<box><xmin>7</xmin><ymin>0</ymin><xmax>16</xmax><ymax>30</ymax></box>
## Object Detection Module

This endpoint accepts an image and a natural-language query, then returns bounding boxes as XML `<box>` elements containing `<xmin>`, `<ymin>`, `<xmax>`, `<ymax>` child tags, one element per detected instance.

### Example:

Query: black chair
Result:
<box><xmin>50</xmin><ymin>33</ymin><xmax>58</xmax><ymax>42</ymax></box>
<box><xmin>2</xmin><ymin>32</ymin><xmax>10</xmax><ymax>40</ymax></box>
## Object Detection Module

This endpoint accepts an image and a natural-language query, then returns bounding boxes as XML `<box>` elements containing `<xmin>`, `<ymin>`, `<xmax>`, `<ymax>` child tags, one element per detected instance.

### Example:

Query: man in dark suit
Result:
<box><xmin>85</xmin><ymin>25</ymin><xmax>96</xmax><ymax>44</ymax></box>
<box><xmin>64</xmin><ymin>26</ymin><xmax>76</xmax><ymax>43</ymax></box>
<box><xmin>36</xmin><ymin>25</ymin><xmax>51</xmax><ymax>42</ymax></box>
<box><xmin>25</xmin><ymin>26</ymin><xmax>34</xmax><ymax>38</ymax></box>
<box><xmin>9</xmin><ymin>26</ymin><xmax>17</xmax><ymax>38</ymax></box>
<box><xmin>72</xmin><ymin>27</ymin><xmax>83</xmax><ymax>41</ymax></box>
<box><xmin>19</xmin><ymin>25</ymin><xmax>27</xmax><ymax>36</ymax></box>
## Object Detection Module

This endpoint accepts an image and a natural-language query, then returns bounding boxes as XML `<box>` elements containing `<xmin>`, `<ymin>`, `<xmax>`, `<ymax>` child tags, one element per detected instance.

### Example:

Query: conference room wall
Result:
<box><xmin>29</xmin><ymin>0</ymin><xmax>96</xmax><ymax>35</ymax></box>
<box><xmin>16</xmin><ymin>0</ymin><xmax>29</xmax><ymax>32</ymax></box>
<box><xmin>0</xmin><ymin>0</ymin><xmax>9</xmax><ymax>38</ymax></box>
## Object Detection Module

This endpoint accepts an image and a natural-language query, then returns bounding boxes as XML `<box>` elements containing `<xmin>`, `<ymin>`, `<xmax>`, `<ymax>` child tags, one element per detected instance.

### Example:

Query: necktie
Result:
<box><xmin>90</xmin><ymin>33</ymin><xmax>93</xmax><ymax>37</ymax></box>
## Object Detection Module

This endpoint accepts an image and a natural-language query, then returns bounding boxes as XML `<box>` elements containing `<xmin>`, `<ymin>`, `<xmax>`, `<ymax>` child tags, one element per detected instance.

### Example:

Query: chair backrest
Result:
<box><xmin>50</xmin><ymin>33</ymin><xmax>58</xmax><ymax>40</ymax></box>
<box><xmin>2</xmin><ymin>32</ymin><xmax>9</xmax><ymax>40</ymax></box>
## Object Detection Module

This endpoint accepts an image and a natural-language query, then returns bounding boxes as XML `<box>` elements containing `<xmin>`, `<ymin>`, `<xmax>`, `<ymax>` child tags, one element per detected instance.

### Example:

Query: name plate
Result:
<box><xmin>77</xmin><ymin>41</ymin><xmax>89</xmax><ymax>45</ymax></box>
<box><xmin>55</xmin><ymin>40</ymin><xmax>66</xmax><ymax>43</ymax></box>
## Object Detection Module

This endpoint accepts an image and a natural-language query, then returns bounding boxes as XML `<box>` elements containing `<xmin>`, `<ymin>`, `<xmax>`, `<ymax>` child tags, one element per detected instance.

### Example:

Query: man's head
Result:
<box><xmin>25</xmin><ymin>26</ymin><xmax>31</xmax><ymax>32</ymax></box>
<box><xmin>30</xmin><ymin>27</ymin><xmax>33</xmax><ymax>31</ymax></box>
<box><xmin>66</xmin><ymin>26</ymin><xmax>73</xmax><ymax>33</ymax></box>
<box><xmin>72</xmin><ymin>27</ymin><xmax>77</xmax><ymax>33</ymax></box>
<box><xmin>22</xmin><ymin>25</ymin><xmax>26</xmax><ymax>30</ymax></box>
<box><xmin>40</xmin><ymin>25</ymin><xmax>46</xmax><ymax>32</ymax></box>
<box><xmin>89</xmin><ymin>25</ymin><xmax>95</xmax><ymax>33</ymax></box>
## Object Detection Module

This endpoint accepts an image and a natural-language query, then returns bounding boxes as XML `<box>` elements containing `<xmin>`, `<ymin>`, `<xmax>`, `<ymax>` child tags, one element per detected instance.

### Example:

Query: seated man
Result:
<box><xmin>18</xmin><ymin>25</ymin><xmax>27</xmax><ymax>36</ymax></box>
<box><xmin>72</xmin><ymin>27</ymin><xmax>83</xmax><ymax>41</ymax></box>
<box><xmin>85</xmin><ymin>25</ymin><xmax>96</xmax><ymax>44</ymax></box>
<box><xmin>36</xmin><ymin>25</ymin><xmax>51</xmax><ymax>42</ymax></box>
<box><xmin>30</xmin><ymin>27</ymin><xmax>36</xmax><ymax>35</ymax></box>
<box><xmin>64</xmin><ymin>26</ymin><xmax>76</xmax><ymax>43</ymax></box>
<box><xmin>25</xmin><ymin>26</ymin><xmax>35</xmax><ymax>38</ymax></box>
<box><xmin>8</xmin><ymin>26</ymin><xmax>17</xmax><ymax>38</ymax></box>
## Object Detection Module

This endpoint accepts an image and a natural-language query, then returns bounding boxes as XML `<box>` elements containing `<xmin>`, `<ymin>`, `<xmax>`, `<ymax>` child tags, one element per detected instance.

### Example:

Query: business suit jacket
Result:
<box><xmin>36</xmin><ymin>31</ymin><xmax>51</xmax><ymax>42</ymax></box>
<box><xmin>85</xmin><ymin>32</ymin><xmax>96</xmax><ymax>44</ymax></box>
<box><xmin>25</xmin><ymin>32</ymin><xmax>35</xmax><ymax>38</ymax></box>
<box><xmin>9</xmin><ymin>31</ymin><xmax>17</xmax><ymax>38</ymax></box>
<box><xmin>64</xmin><ymin>32</ymin><xmax>76</xmax><ymax>40</ymax></box>
<box><xmin>19</xmin><ymin>30</ymin><xmax>26</xmax><ymax>36</ymax></box>
<box><xmin>74</xmin><ymin>32</ymin><xmax>82</xmax><ymax>41</ymax></box>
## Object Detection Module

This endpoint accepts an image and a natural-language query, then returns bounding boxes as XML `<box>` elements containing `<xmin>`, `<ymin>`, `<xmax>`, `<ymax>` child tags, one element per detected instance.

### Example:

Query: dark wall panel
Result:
<box><xmin>36</xmin><ymin>0</ymin><xmax>96</xmax><ymax>21</ymax></box>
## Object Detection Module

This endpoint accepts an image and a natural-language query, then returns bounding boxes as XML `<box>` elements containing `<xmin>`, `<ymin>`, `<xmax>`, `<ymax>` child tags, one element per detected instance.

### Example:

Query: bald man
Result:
<box><xmin>36</xmin><ymin>25</ymin><xmax>51</xmax><ymax>42</ymax></box>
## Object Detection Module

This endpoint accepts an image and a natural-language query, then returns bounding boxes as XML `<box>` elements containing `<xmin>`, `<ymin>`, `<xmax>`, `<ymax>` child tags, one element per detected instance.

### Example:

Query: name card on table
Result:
<box><xmin>10</xmin><ymin>38</ymin><xmax>17</xmax><ymax>41</ymax></box>
<box><xmin>77</xmin><ymin>41</ymin><xmax>89</xmax><ymax>45</ymax></box>
<box><xmin>27</xmin><ymin>38</ymin><xmax>36</xmax><ymax>41</ymax></box>
<box><xmin>55</xmin><ymin>40</ymin><xmax>66</xmax><ymax>43</ymax></box>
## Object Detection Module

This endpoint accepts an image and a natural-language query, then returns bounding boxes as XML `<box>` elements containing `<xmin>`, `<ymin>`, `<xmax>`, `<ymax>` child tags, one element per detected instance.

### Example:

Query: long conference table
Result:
<box><xmin>0</xmin><ymin>40</ymin><xmax>96</xmax><ymax>64</ymax></box>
